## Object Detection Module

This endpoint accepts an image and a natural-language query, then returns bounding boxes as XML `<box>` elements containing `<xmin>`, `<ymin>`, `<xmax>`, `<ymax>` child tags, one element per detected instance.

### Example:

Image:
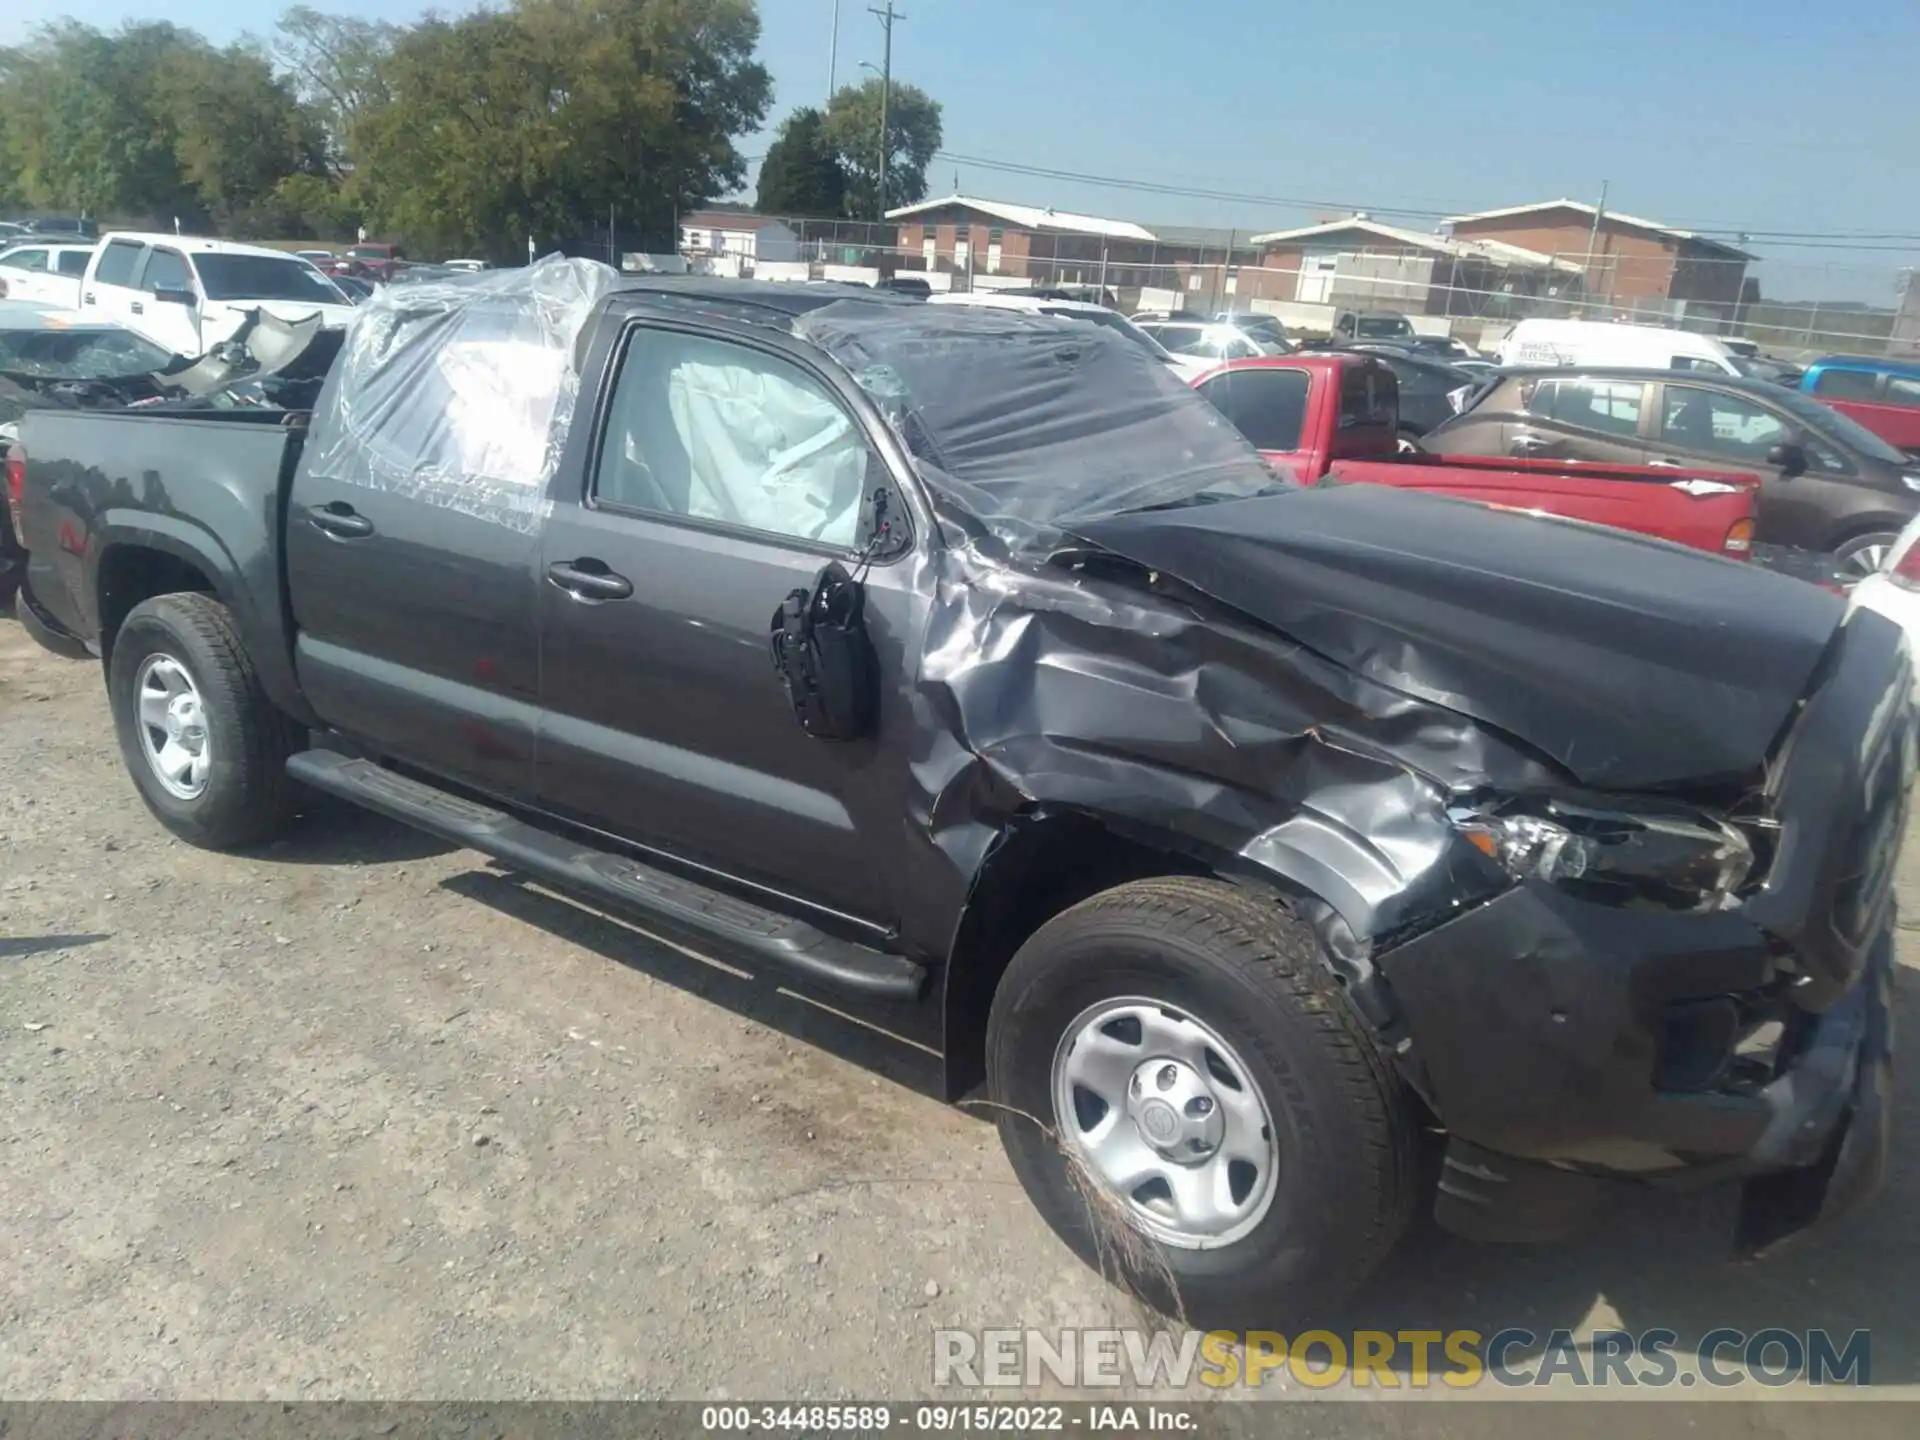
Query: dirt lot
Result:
<box><xmin>3</xmin><ymin>613</ymin><xmax>1918</xmax><ymax>1415</ymax></box>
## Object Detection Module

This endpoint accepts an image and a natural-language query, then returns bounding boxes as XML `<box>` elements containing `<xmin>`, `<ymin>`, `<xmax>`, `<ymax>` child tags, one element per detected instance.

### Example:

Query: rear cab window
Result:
<box><xmin>1887</xmin><ymin>376</ymin><xmax>1920</xmax><ymax>407</ymax></box>
<box><xmin>1196</xmin><ymin>368</ymin><xmax>1312</xmax><ymax>452</ymax></box>
<box><xmin>92</xmin><ymin>240</ymin><xmax>145</xmax><ymax>287</ymax></box>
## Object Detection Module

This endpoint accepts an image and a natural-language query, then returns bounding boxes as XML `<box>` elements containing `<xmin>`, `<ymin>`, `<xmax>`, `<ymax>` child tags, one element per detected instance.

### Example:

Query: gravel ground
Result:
<box><xmin>3</xmin><ymin>612</ymin><xmax>1918</xmax><ymax>1417</ymax></box>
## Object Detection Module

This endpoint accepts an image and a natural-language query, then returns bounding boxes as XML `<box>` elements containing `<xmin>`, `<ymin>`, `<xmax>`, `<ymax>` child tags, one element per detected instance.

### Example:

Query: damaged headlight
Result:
<box><xmin>1454</xmin><ymin>800</ymin><xmax>1754</xmax><ymax>912</ymax></box>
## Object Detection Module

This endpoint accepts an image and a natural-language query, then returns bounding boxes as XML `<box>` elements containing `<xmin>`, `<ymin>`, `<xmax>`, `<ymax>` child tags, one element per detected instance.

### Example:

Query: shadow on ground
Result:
<box><xmin>255</xmin><ymin>795</ymin><xmax>457</xmax><ymax>866</ymax></box>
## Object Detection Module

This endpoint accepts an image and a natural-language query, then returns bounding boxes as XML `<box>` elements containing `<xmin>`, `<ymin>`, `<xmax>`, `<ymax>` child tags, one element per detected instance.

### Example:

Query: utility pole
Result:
<box><xmin>1579</xmin><ymin>180</ymin><xmax>1608</xmax><ymax>315</ymax></box>
<box><xmin>828</xmin><ymin>0</ymin><xmax>841</xmax><ymax>99</ymax></box>
<box><xmin>869</xmin><ymin>3</ymin><xmax>902</xmax><ymax>220</ymax></box>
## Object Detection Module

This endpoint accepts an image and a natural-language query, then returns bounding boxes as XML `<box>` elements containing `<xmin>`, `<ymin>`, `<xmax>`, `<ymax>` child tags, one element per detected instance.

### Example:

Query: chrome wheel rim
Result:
<box><xmin>134</xmin><ymin>654</ymin><xmax>212</xmax><ymax>800</ymax></box>
<box><xmin>1051</xmin><ymin>997</ymin><xmax>1279</xmax><ymax>1250</ymax></box>
<box><xmin>1838</xmin><ymin>535</ymin><xmax>1898</xmax><ymax>582</ymax></box>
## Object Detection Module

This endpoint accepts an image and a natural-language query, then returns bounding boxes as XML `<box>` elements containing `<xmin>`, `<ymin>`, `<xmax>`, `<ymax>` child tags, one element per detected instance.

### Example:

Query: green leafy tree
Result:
<box><xmin>271</xmin><ymin>7</ymin><xmax>399</xmax><ymax>177</ymax></box>
<box><xmin>819</xmin><ymin>77</ymin><xmax>941</xmax><ymax>219</ymax></box>
<box><xmin>756</xmin><ymin>107</ymin><xmax>843</xmax><ymax>218</ymax></box>
<box><xmin>352</xmin><ymin>0</ymin><xmax>771</xmax><ymax>260</ymax></box>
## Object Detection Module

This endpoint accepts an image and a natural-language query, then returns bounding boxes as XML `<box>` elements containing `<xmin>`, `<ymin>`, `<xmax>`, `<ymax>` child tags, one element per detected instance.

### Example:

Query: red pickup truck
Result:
<box><xmin>1194</xmin><ymin>354</ymin><xmax>1758</xmax><ymax>559</ymax></box>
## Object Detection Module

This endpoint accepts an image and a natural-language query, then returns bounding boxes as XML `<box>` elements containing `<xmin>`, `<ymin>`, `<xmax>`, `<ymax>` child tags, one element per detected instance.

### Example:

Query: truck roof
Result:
<box><xmin>95</xmin><ymin>232</ymin><xmax>311</xmax><ymax>261</ymax></box>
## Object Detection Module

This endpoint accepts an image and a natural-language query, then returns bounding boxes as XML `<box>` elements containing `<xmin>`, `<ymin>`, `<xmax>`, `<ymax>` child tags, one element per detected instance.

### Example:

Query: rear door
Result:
<box><xmin>535</xmin><ymin>318</ymin><xmax>926</xmax><ymax>929</ymax></box>
<box><xmin>82</xmin><ymin>238</ymin><xmax>147</xmax><ymax>328</ymax></box>
<box><xmin>284</xmin><ymin>326</ymin><xmax>546</xmax><ymax>799</ymax></box>
<box><xmin>1502</xmin><ymin>376</ymin><xmax>1656</xmax><ymax>465</ymax></box>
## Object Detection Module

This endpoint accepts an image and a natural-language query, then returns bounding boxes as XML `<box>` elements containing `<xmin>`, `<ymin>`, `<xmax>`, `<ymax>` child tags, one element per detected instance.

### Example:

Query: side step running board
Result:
<box><xmin>287</xmin><ymin>750</ymin><xmax>927</xmax><ymax>1002</ymax></box>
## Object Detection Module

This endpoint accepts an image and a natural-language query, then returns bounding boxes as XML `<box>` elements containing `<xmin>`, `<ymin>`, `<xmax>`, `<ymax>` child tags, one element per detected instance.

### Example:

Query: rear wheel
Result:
<box><xmin>987</xmin><ymin>877</ymin><xmax>1418</xmax><ymax>1328</ymax></box>
<box><xmin>108</xmin><ymin>593</ymin><xmax>302</xmax><ymax>849</ymax></box>
<box><xmin>1834</xmin><ymin>530</ymin><xmax>1902</xmax><ymax>584</ymax></box>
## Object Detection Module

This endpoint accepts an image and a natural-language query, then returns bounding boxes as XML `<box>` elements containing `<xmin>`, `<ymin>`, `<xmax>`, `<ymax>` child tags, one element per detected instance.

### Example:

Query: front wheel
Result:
<box><xmin>987</xmin><ymin>877</ymin><xmax>1418</xmax><ymax>1328</ymax></box>
<box><xmin>108</xmin><ymin>593</ymin><xmax>302</xmax><ymax>850</ymax></box>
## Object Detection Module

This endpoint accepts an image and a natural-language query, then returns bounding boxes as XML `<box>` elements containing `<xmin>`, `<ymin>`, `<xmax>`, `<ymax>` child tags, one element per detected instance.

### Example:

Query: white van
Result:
<box><xmin>1496</xmin><ymin>318</ymin><xmax>1743</xmax><ymax>376</ymax></box>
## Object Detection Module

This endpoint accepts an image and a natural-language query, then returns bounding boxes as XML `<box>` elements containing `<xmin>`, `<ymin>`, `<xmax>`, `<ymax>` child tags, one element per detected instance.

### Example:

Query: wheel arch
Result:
<box><xmin>938</xmin><ymin>806</ymin><xmax>1379</xmax><ymax>1101</ymax></box>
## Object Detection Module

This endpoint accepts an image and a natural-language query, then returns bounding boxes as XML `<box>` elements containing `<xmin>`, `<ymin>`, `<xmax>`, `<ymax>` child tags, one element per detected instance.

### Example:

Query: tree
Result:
<box><xmin>351</xmin><ymin>0</ymin><xmax>771</xmax><ymax>259</ymax></box>
<box><xmin>271</xmin><ymin>7</ymin><xmax>399</xmax><ymax>177</ymax></box>
<box><xmin>819</xmin><ymin>77</ymin><xmax>941</xmax><ymax>219</ymax></box>
<box><xmin>756</xmin><ymin>107</ymin><xmax>843</xmax><ymax>218</ymax></box>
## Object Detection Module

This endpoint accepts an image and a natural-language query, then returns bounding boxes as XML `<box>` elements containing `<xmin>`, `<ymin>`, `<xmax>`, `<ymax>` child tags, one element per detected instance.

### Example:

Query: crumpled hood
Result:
<box><xmin>1070</xmin><ymin>484</ymin><xmax>1845</xmax><ymax>790</ymax></box>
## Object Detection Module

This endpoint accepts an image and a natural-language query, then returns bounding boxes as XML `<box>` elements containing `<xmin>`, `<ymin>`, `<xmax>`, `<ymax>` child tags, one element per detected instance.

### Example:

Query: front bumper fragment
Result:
<box><xmin>1381</xmin><ymin>883</ymin><xmax>1894</xmax><ymax>1248</ymax></box>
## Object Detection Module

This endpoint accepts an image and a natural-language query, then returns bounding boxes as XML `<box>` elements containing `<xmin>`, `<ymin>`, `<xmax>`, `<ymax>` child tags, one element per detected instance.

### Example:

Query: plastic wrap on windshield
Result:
<box><xmin>793</xmin><ymin>300</ymin><xmax>1283</xmax><ymax>557</ymax></box>
<box><xmin>303</xmin><ymin>254</ymin><xmax>617</xmax><ymax>532</ymax></box>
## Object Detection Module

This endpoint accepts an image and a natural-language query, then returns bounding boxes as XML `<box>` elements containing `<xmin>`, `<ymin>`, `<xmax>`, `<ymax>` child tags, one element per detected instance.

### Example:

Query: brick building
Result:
<box><xmin>1244</xmin><ymin>216</ymin><xmax>1585</xmax><ymax>315</ymax></box>
<box><xmin>885</xmin><ymin>195</ymin><xmax>1256</xmax><ymax>287</ymax></box>
<box><xmin>1441</xmin><ymin>199</ymin><xmax>1752</xmax><ymax>323</ymax></box>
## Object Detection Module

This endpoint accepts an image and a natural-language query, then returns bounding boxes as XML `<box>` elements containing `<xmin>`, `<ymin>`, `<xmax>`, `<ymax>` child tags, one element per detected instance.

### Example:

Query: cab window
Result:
<box><xmin>1523</xmin><ymin>379</ymin><xmax>1645</xmax><ymax>436</ymax></box>
<box><xmin>595</xmin><ymin>328</ymin><xmax>876</xmax><ymax>551</ymax></box>
<box><xmin>1659</xmin><ymin>385</ymin><xmax>1786</xmax><ymax>460</ymax></box>
<box><xmin>1197</xmin><ymin>368</ymin><xmax>1311</xmax><ymax>452</ymax></box>
<box><xmin>93</xmin><ymin>239</ymin><xmax>144</xmax><ymax>287</ymax></box>
<box><xmin>141</xmin><ymin>247</ymin><xmax>193</xmax><ymax>295</ymax></box>
<box><xmin>1</xmin><ymin>248</ymin><xmax>48</xmax><ymax>272</ymax></box>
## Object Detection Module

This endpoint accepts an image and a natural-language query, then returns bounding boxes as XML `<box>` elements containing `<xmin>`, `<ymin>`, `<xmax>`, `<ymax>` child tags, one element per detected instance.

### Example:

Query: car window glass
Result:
<box><xmin>1197</xmin><ymin>369</ymin><xmax>1311</xmax><ymax>451</ymax></box>
<box><xmin>142</xmin><ymin>248</ymin><xmax>192</xmax><ymax>295</ymax></box>
<box><xmin>1525</xmin><ymin>380</ymin><xmax>1643</xmax><ymax>436</ymax></box>
<box><xmin>1661</xmin><ymin>386</ymin><xmax>1786</xmax><ymax>459</ymax></box>
<box><xmin>55</xmin><ymin>250</ymin><xmax>92</xmax><ymax>277</ymax></box>
<box><xmin>1811</xmin><ymin>368</ymin><xmax>1881</xmax><ymax>400</ymax></box>
<box><xmin>93</xmin><ymin>240</ymin><xmax>144</xmax><ymax>287</ymax></box>
<box><xmin>1339</xmin><ymin>363</ymin><xmax>1397</xmax><ymax>430</ymax></box>
<box><xmin>1887</xmin><ymin>376</ymin><xmax>1920</xmax><ymax>406</ymax></box>
<box><xmin>597</xmin><ymin>329</ymin><xmax>871</xmax><ymax>549</ymax></box>
<box><xmin>2</xmin><ymin>248</ymin><xmax>48</xmax><ymax>272</ymax></box>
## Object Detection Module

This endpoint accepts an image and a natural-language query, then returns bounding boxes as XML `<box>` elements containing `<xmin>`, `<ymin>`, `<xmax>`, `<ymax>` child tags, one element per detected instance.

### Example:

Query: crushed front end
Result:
<box><xmin>1377</xmin><ymin>609</ymin><xmax>1913</xmax><ymax>1252</ymax></box>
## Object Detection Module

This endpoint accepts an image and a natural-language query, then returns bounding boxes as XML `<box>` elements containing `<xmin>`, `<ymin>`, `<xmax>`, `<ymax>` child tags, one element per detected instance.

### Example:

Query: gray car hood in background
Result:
<box><xmin>1071</xmin><ymin>484</ymin><xmax>1845</xmax><ymax>790</ymax></box>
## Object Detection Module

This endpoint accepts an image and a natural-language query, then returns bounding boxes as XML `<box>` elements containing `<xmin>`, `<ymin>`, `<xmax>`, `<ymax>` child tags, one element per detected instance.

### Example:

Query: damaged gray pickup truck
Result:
<box><xmin>14</xmin><ymin>262</ymin><xmax>1912</xmax><ymax>1323</ymax></box>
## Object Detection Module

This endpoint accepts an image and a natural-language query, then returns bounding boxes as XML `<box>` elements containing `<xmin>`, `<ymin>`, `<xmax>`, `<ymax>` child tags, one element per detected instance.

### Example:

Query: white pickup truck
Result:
<box><xmin>0</xmin><ymin>240</ymin><xmax>96</xmax><ymax>309</ymax></box>
<box><xmin>77</xmin><ymin>232</ymin><xmax>356</xmax><ymax>357</ymax></box>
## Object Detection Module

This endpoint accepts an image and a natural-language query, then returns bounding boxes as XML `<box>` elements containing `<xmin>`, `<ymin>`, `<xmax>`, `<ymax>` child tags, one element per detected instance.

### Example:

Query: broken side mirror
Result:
<box><xmin>768</xmin><ymin>561</ymin><xmax>878</xmax><ymax>742</ymax></box>
<box><xmin>1767</xmin><ymin>439</ymin><xmax>1809</xmax><ymax>479</ymax></box>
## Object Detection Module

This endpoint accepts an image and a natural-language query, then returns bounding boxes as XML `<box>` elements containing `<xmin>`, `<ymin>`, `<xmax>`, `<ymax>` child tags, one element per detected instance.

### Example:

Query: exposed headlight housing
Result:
<box><xmin>1454</xmin><ymin>799</ymin><xmax>1755</xmax><ymax>912</ymax></box>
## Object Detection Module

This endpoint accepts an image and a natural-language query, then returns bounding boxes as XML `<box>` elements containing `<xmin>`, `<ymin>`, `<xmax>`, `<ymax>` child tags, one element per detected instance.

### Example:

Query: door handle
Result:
<box><xmin>82</xmin><ymin>292</ymin><xmax>96</xmax><ymax>305</ymax></box>
<box><xmin>308</xmin><ymin>501</ymin><xmax>374</xmax><ymax>539</ymax></box>
<box><xmin>130</xmin><ymin>300</ymin><xmax>144</xmax><ymax>315</ymax></box>
<box><xmin>547</xmin><ymin>560</ymin><xmax>633</xmax><ymax>602</ymax></box>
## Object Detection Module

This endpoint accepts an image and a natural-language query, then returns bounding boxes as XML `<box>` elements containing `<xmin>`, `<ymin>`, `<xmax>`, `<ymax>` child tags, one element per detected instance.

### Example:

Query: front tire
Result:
<box><xmin>108</xmin><ymin>593</ymin><xmax>301</xmax><ymax>850</ymax></box>
<box><xmin>987</xmin><ymin>877</ymin><xmax>1417</xmax><ymax>1328</ymax></box>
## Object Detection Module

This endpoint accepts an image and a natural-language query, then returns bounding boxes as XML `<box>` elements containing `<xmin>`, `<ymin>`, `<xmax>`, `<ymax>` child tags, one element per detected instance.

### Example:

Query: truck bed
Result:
<box><xmin>16</xmin><ymin>404</ymin><xmax>314</xmax><ymax>719</ymax></box>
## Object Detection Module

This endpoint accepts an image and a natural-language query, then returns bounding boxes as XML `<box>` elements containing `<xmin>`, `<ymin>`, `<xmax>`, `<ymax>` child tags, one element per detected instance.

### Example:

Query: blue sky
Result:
<box><xmin>6</xmin><ymin>0</ymin><xmax>1917</xmax><ymax>300</ymax></box>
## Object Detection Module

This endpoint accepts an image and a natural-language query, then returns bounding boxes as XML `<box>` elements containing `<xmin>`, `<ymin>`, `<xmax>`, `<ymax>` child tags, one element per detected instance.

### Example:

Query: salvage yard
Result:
<box><xmin>2</xmin><ymin>615</ymin><xmax>1919</xmax><ymax>1407</ymax></box>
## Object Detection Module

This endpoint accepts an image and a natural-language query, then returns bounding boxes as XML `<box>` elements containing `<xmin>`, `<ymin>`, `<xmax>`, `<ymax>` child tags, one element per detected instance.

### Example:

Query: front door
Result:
<box><xmin>128</xmin><ymin>245</ymin><xmax>206</xmax><ymax>358</ymax></box>
<box><xmin>1649</xmin><ymin>382</ymin><xmax>1804</xmax><ymax>543</ymax></box>
<box><xmin>536</xmin><ymin>321</ymin><xmax>922</xmax><ymax>931</ymax></box>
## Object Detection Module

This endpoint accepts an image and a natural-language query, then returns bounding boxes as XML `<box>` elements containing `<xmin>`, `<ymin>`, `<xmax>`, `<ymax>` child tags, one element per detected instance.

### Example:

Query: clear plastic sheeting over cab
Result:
<box><xmin>302</xmin><ymin>255</ymin><xmax>617</xmax><ymax>533</ymax></box>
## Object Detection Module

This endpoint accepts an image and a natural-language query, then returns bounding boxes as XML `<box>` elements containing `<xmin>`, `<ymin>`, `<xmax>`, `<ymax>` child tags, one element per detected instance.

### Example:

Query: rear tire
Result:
<box><xmin>987</xmin><ymin>877</ymin><xmax>1417</xmax><ymax>1329</ymax></box>
<box><xmin>108</xmin><ymin>593</ymin><xmax>302</xmax><ymax>850</ymax></box>
<box><xmin>1833</xmin><ymin>530</ymin><xmax>1902</xmax><ymax>584</ymax></box>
